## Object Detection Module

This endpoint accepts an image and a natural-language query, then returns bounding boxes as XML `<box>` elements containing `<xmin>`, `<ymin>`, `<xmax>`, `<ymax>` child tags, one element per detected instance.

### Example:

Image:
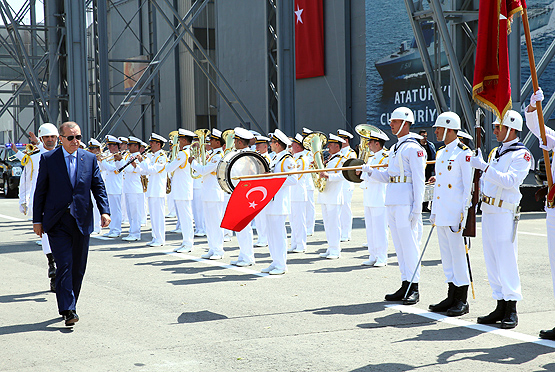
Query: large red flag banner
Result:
<box><xmin>295</xmin><ymin>0</ymin><xmax>324</xmax><ymax>79</ymax></box>
<box><xmin>220</xmin><ymin>178</ymin><xmax>287</xmax><ymax>232</ymax></box>
<box><xmin>472</xmin><ymin>0</ymin><xmax>525</xmax><ymax>120</ymax></box>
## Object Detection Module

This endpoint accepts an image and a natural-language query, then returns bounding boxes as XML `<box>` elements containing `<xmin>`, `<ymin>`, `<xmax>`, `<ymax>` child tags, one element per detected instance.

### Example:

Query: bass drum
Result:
<box><xmin>217</xmin><ymin>151</ymin><xmax>270</xmax><ymax>194</ymax></box>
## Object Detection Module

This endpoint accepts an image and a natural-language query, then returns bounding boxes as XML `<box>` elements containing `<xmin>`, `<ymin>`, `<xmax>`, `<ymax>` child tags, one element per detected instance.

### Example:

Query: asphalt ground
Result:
<box><xmin>1</xmin><ymin>188</ymin><xmax>555</xmax><ymax>371</ymax></box>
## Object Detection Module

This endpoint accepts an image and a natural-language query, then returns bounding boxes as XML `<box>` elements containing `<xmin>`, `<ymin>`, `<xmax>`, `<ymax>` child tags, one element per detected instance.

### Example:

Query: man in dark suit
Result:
<box><xmin>33</xmin><ymin>121</ymin><xmax>111</xmax><ymax>326</ymax></box>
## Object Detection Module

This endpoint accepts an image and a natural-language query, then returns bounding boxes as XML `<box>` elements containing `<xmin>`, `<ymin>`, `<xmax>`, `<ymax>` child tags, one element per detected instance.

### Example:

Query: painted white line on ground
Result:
<box><xmin>0</xmin><ymin>213</ymin><xmax>25</xmax><ymax>221</ymax></box>
<box><xmin>166</xmin><ymin>251</ymin><xmax>280</xmax><ymax>278</ymax></box>
<box><xmin>476</xmin><ymin>226</ymin><xmax>547</xmax><ymax>237</ymax></box>
<box><xmin>386</xmin><ymin>304</ymin><xmax>555</xmax><ymax>349</ymax></box>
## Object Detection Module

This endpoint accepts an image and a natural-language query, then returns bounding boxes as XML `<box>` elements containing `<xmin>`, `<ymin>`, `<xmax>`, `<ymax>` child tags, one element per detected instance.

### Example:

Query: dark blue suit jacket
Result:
<box><xmin>33</xmin><ymin>147</ymin><xmax>110</xmax><ymax>235</ymax></box>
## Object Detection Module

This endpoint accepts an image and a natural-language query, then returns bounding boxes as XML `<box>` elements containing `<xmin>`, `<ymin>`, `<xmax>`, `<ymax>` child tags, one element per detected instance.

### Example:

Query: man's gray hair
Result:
<box><xmin>59</xmin><ymin>121</ymin><xmax>79</xmax><ymax>136</ymax></box>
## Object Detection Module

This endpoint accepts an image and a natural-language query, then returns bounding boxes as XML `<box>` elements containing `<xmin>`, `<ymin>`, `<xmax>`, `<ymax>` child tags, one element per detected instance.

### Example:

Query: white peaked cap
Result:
<box><xmin>273</xmin><ymin>129</ymin><xmax>292</xmax><ymax>146</ymax></box>
<box><xmin>234</xmin><ymin>127</ymin><xmax>254</xmax><ymax>140</ymax></box>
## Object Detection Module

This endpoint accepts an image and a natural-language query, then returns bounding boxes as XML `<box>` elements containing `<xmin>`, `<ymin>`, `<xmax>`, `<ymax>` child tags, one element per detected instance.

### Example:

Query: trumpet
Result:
<box><xmin>97</xmin><ymin>150</ymin><xmax>128</xmax><ymax>162</ymax></box>
<box><xmin>303</xmin><ymin>132</ymin><xmax>328</xmax><ymax>192</ymax></box>
<box><xmin>191</xmin><ymin>129</ymin><xmax>210</xmax><ymax>179</ymax></box>
<box><xmin>222</xmin><ymin>129</ymin><xmax>235</xmax><ymax>155</ymax></box>
<box><xmin>8</xmin><ymin>143</ymin><xmax>38</xmax><ymax>162</ymax></box>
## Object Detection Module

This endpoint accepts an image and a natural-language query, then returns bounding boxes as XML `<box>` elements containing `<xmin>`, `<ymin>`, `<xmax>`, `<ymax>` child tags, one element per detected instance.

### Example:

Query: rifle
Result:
<box><xmin>463</xmin><ymin>109</ymin><xmax>483</xmax><ymax>237</ymax></box>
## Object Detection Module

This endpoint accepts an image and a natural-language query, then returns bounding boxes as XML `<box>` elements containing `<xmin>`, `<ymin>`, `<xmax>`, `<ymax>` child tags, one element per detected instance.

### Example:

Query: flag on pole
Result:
<box><xmin>472</xmin><ymin>0</ymin><xmax>525</xmax><ymax>120</ymax></box>
<box><xmin>295</xmin><ymin>0</ymin><xmax>325</xmax><ymax>79</ymax></box>
<box><xmin>220</xmin><ymin>178</ymin><xmax>287</xmax><ymax>232</ymax></box>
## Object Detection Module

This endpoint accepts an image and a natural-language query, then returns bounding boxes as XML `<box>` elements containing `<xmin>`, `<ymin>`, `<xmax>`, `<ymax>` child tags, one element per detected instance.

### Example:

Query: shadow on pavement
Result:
<box><xmin>0</xmin><ymin>290</ymin><xmax>50</xmax><ymax>303</ymax></box>
<box><xmin>0</xmin><ymin>317</ymin><xmax>73</xmax><ymax>335</ymax></box>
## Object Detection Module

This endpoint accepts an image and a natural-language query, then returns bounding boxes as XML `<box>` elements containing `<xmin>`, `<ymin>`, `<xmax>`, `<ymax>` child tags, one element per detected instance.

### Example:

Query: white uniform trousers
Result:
<box><xmin>266</xmin><ymin>214</ymin><xmax>288</xmax><ymax>270</ymax></box>
<box><xmin>436</xmin><ymin>226</ymin><xmax>470</xmax><ymax>286</ymax></box>
<box><xmin>175</xmin><ymin>200</ymin><xmax>193</xmax><ymax>249</ymax></box>
<box><xmin>193</xmin><ymin>189</ymin><xmax>205</xmax><ymax>234</ymax></box>
<box><xmin>125</xmin><ymin>193</ymin><xmax>143</xmax><ymax>239</ymax></box>
<box><xmin>92</xmin><ymin>197</ymin><xmax>101</xmax><ymax>234</ymax></box>
<box><xmin>482</xmin><ymin>212</ymin><xmax>522</xmax><ymax>301</ymax></box>
<box><xmin>254</xmin><ymin>208</ymin><xmax>268</xmax><ymax>245</ymax></box>
<box><xmin>203</xmin><ymin>201</ymin><xmax>224</xmax><ymax>256</ymax></box>
<box><xmin>141</xmin><ymin>193</ymin><xmax>147</xmax><ymax>225</ymax></box>
<box><xmin>107</xmin><ymin>194</ymin><xmax>122</xmax><ymax>235</ymax></box>
<box><xmin>321</xmin><ymin>204</ymin><xmax>341</xmax><ymax>256</ymax></box>
<box><xmin>148</xmin><ymin>197</ymin><xmax>166</xmax><ymax>245</ymax></box>
<box><xmin>388</xmin><ymin>205</ymin><xmax>420</xmax><ymax>282</ymax></box>
<box><xmin>290</xmin><ymin>201</ymin><xmax>307</xmax><ymax>251</ymax></box>
<box><xmin>236</xmin><ymin>225</ymin><xmax>255</xmax><ymax>263</ymax></box>
<box><xmin>173</xmin><ymin>200</ymin><xmax>181</xmax><ymax>230</ymax></box>
<box><xmin>364</xmin><ymin>206</ymin><xmax>388</xmax><ymax>265</ymax></box>
<box><xmin>340</xmin><ymin>188</ymin><xmax>354</xmax><ymax>240</ymax></box>
<box><xmin>121</xmin><ymin>192</ymin><xmax>128</xmax><ymax>223</ymax></box>
<box><xmin>546</xmin><ymin>211</ymin><xmax>555</xmax><ymax>298</ymax></box>
<box><xmin>167</xmin><ymin>193</ymin><xmax>176</xmax><ymax>217</ymax></box>
<box><xmin>41</xmin><ymin>232</ymin><xmax>51</xmax><ymax>255</ymax></box>
<box><xmin>306</xmin><ymin>191</ymin><xmax>316</xmax><ymax>235</ymax></box>
<box><xmin>223</xmin><ymin>194</ymin><xmax>233</xmax><ymax>238</ymax></box>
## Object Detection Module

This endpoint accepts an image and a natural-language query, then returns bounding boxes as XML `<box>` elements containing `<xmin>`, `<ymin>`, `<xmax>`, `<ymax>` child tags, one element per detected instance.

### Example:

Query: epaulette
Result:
<box><xmin>488</xmin><ymin>147</ymin><xmax>498</xmax><ymax>163</ymax></box>
<box><xmin>438</xmin><ymin>145</ymin><xmax>445</xmax><ymax>151</ymax></box>
<box><xmin>457</xmin><ymin>142</ymin><xmax>469</xmax><ymax>151</ymax></box>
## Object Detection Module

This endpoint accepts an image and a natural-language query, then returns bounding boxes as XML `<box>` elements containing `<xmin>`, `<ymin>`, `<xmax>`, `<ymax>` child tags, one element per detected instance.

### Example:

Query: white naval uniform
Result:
<box><xmin>369</xmin><ymin>134</ymin><xmax>426</xmax><ymax>283</ymax></box>
<box><xmin>166</xmin><ymin>146</ymin><xmax>194</xmax><ymax>250</ymax></box>
<box><xmin>121</xmin><ymin>152</ymin><xmax>130</xmax><ymax>224</ymax></box>
<box><xmin>192</xmin><ymin>177</ymin><xmax>205</xmax><ymax>235</ymax></box>
<box><xmin>302</xmin><ymin>149</ymin><xmax>316</xmax><ymax>235</ymax></box>
<box><xmin>140</xmin><ymin>149</ymin><xmax>168</xmax><ymax>245</ymax></box>
<box><xmin>191</xmin><ymin>148</ymin><xmax>225</xmax><ymax>256</ymax></box>
<box><xmin>122</xmin><ymin>151</ymin><xmax>144</xmax><ymax>240</ymax></box>
<box><xmin>480</xmin><ymin>138</ymin><xmax>531</xmax><ymax>301</ymax></box>
<box><xmin>317</xmin><ymin>152</ymin><xmax>345</xmax><ymax>256</ymax></box>
<box><xmin>265</xmin><ymin>150</ymin><xmax>298</xmax><ymax>271</ymax></box>
<box><xmin>526</xmin><ymin>109</ymin><xmax>555</xmax><ymax>298</ymax></box>
<box><xmin>340</xmin><ymin>146</ymin><xmax>357</xmax><ymax>240</ymax></box>
<box><xmin>361</xmin><ymin>149</ymin><xmax>389</xmax><ymax>265</ymax></box>
<box><xmin>289</xmin><ymin>152</ymin><xmax>308</xmax><ymax>252</ymax></box>
<box><xmin>430</xmin><ymin>139</ymin><xmax>472</xmax><ymax>286</ymax></box>
<box><xmin>231</xmin><ymin>148</ymin><xmax>255</xmax><ymax>264</ymax></box>
<box><xmin>99</xmin><ymin>156</ymin><xmax>124</xmax><ymax>235</ymax></box>
<box><xmin>254</xmin><ymin>151</ymin><xmax>272</xmax><ymax>246</ymax></box>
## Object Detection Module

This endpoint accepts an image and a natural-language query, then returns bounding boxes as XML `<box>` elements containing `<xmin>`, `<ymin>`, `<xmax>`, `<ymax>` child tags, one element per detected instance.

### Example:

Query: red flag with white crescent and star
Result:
<box><xmin>295</xmin><ymin>0</ymin><xmax>324</xmax><ymax>79</ymax></box>
<box><xmin>220</xmin><ymin>178</ymin><xmax>287</xmax><ymax>232</ymax></box>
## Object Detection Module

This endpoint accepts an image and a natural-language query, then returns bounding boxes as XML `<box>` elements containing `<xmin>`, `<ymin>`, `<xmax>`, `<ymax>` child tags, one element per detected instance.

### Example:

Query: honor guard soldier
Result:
<box><xmin>288</xmin><ymin>133</ymin><xmax>309</xmax><ymax>253</ymax></box>
<box><xmin>13</xmin><ymin>123</ymin><xmax>59</xmax><ymax>291</ymax></box>
<box><xmin>137</xmin><ymin>133</ymin><xmax>168</xmax><ymax>246</ymax></box>
<box><xmin>99</xmin><ymin>135</ymin><xmax>124</xmax><ymax>238</ymax></box>
<box><xmin>360</xmin><ymin>130</ymin><xmax>390</xmax><ymax>267</ymax></box>
<box><xmin>470</xmin><ymin>110</ymin><xmax>531</xmax><ymax>329</ymax></box>
<box><xmin>190</xmin><ymin>129</ymin><xmax>226</xmax><ymax>259</ymax></box>
<box><xmin>166</xmin><ymin>129</ymin><xmax>195</xmax><ymax>252</ymax></box>
<box><xmin>428</xmin><ymin>112</ymin><xmax>473</xmax><ymax>316</ymax></box>
<box><xmin>262</xmin><ymin>129</ymin><xmax>297</xmax><ymax>274</ymax></box>
<box><xmin>121</xmin><ymin>136</ymin><xmax>144</xmax><ymax>242</ymax></box>
<box><xmin>337</xmin><ymin>129</ymin><xmax>356</xmax><ymax>241</ymax></box>
<box><xmin>302</xmin><ymin>127</ymin><xmax>317</xmax><ymax>235</ymax></box>
<box><xmin>253</xmin><ymin>135</ymin><xmax>272</xmax><ymax>247</ymax></box>
<box><xmin>87</xmin><ymin>139</ymin><xmax>103</xmax><ymax>234</ymax></box>
<box><xmin>361</xmin><ymin>107</ymin><xmax>426</xmax><ymax>305</ymax></box>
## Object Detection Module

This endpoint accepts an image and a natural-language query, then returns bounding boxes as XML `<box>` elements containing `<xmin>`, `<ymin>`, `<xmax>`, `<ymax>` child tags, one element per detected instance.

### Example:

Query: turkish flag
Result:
<box><xmin>295</xmin><ymin>0</ymin><xmax>324</xmax><ymax>79</ymax></box>
<box><xmin>220</xmin><ymin>178</ymin><xmax>287</xmax><ymax>232</ymax></box>
<box><xmin>472</xmin><ymin>0</ymin><xmax>525</xmax><ymax>120</ymax></box>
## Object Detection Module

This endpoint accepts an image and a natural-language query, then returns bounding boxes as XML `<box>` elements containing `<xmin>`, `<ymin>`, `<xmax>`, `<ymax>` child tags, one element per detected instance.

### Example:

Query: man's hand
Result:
<box><xmin>361</xmin><ymin>164</ymin><xmax>373</xmax><ymax>175</ymax></box>
<box><xmin>29</xmin><ymin>131</ymin><xmax>38</xmax><ymax>145</ymax></box>
<box><xmin>531</xmin><ymin>88</ymin><xmax>544</xmax><ymax>108</ymax></box>
<box><xmin>19</xmin><ymin>203</ymin><xmax>27</xmax><ymax>215</ymax></box>
<box><xmin>319</xmin><ymin>171</ymin><xmax>329</xmax><ymax>179</ymax></box>
<box><xmin>470</xmin><ymin>149</ymin><xmax>488</xmax><ymax>171</ymax></box>
<box><xmin>101</xmin><ymin>214</ymin><xmax>111</xmax><ymax>228</ymax></box>
<box><xmin>114</xmin><ymin>153</ymin><xmax>123</xmax><ymax>161</ymax></box>
<box><xmin>428</xmin><ymin>176</ymin><xmax>436</xmax><ymax>183</ymax></box>
<box><xmin>33</xmin><ymin>223</ymin><xmax>44</xmax><ymax>237</ymax></box>
<box><xmin>10</xmin><ymin>142</ymin><xmax>17</xmax><ymax>152</ymax></box>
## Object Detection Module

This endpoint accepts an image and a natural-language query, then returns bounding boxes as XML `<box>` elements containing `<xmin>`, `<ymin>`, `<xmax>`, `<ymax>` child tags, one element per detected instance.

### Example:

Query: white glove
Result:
<box><xmin>19</xmin><ymin>203</ymin><xmax>27</xmax><ymax>215</ymax></box>
<box><xmin>429</xmin><ymin>213</ymin><xmax>436</xmax><ymax>226</ymax></box>
<box><xmin>460</xmin><ymin>207</ymin><xmax>469</xmax><ymax>230</ymax></box>
<box><xmin>409</xmin><ymin>212</ymin><xmax>421</xmax><ymax>230</ymax></box>
<box><xmin>361</xmin><ymin>164</ymin><xmax>373</xmax><ymax>175</ymax></box>
<box><xmin>470</xmin><ymin>148</ymin><xmax>488</xmax><ymax>171</ymax></box>
<box><xmin>531</xmin><ymin>88</ymin><xmax>544</xmax><ymax>108</ymax></box>
<box><xmin>539</xmin><ymin>139</ymin><xmax>551</xmax><ymax>152</ymax></box>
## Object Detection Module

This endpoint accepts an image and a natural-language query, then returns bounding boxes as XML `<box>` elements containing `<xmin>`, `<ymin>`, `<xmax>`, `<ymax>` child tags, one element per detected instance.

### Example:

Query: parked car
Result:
<box><xmin>0</xmin><ymin>144</ymin><xmax>25</xmax><ymax>198</ymax></box>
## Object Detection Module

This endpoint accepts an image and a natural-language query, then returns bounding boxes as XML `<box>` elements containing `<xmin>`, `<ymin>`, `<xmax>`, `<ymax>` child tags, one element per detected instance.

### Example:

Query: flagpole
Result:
<box><xmin>522</xmin><ymin>8</ymin><xmax>553</xmax><ymax>191</ymax></box>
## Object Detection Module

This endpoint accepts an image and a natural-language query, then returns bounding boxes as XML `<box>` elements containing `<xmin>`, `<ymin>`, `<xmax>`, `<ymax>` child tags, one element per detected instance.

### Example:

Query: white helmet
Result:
<box><xmin>500</xmin><ymin>110</ymin><xmax>523</xmax><ymax>131</ymax></box>
<box><xmin>389</xmin><ymin>107</ymin><xmax>415</xmax><ymax>124</ymax></box>
<box><xmin>38</xmin><ymin>123</ymin><xmax>58</xmax><ymax>137</ymax></box>
<box><xmin>433</xmin><ymin>112</ymin><xmax>461</xmax><ymax>130</ymax></box>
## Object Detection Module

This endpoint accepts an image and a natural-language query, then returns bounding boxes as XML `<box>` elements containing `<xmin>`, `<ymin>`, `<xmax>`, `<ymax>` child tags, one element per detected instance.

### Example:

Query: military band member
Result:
<box><xmin>470</xmin><ymin>110</ymin><xmax>531</xmax><ymax>329</ymax></box>
<box><xmin>87</xmin><ymin>139</ymin><xmax>103</xmax><ymax>235</ymax></box>
<box><xmin>190</xmin><ymin>129</ymin><xmax>226</xmax><ymax>260</ymax></box>
<box><xmin>302</xmin><ymin>127</ymin><xmax>316</xmax><ymax>235</ymax></box>
<box><xmin>262</xmin><ymin>129</ymin><xmax>297</xmax><ymax>274</ymax></box>
<box><xmin>139</xmin><ymin>141</ymin><xmax>148</xmax><ymax>226</ymax></box>
<box><xmin>337</xmin><ymin>129</ymin><xmax>356</xmax><ymax>242</ymax></box>
<box><xmin>254</xmin><ymin>135</ymin><xmax>272</xmax><ymax>247</ymax></box>
<box><xmin>361</xmin><ymin>107</ymin><xmax>426</xmax><ymax>305</ymax></box>
<box><xmin>99</xmin><ymin>135</ymin><xmax>124</xmax><ymax>238</ymax></box>
<box><xmin>137</xmin><ymin>133</ymin><xmax>168</xmax><ymax>246</ymax></box>
<box><xmin>360</xmin><ymin>130</ymin><xmax>389</xmax><ymax>267</ymax></box>
<box><xmin>288</xmin><ymin>134</ymin><xmax>309</xmax><ymax>253</ymax></box>
<box><xmin>191</xmin><ymin>134</ymin><xmax>206</xmax><ymax>237</ymax></box>
<box><xmin>428</xmin><ymin>112</ymin><xmax>472</xmax><ymax>316</ymax></box>
<box><xmin>318</xmin><ymin>134</ymin><xmax>347</xmax><ymax>259</ymax></box>
<box><xmin>121</xmin><ymin>136</ymin><xmax>144</xmax><ymax>241</ymax></box>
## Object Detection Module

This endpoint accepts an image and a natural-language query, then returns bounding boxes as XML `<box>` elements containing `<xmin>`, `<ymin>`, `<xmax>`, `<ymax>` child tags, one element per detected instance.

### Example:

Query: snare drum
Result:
<box><xmin>217</xmin><ymin>151</ymin><xmax>270</xmax><ymax>194</ymax></box>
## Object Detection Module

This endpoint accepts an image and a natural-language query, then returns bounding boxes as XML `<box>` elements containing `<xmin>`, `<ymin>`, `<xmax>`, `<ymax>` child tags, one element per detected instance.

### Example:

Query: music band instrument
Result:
<box><xmin>303</xmin><ymin>132</ymin><xmax>328</xmax><ymax>192</ymax></box>
<box><xmin>217</xmin><ymin>151</ymin><xmax>270</xmax><ymax>193</ymax></box>
<box><xmin>191</xmin><ymin>129</ymin><xmax>210</xmax><ymax>179</ymax></box>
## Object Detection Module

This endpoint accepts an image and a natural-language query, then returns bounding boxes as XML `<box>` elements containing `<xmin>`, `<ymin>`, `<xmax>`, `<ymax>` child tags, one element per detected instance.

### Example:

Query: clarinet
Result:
<box><xmin>115</xmin><ymin>155</ymin><xmax>137</xmax><ymax>174</ymax></box>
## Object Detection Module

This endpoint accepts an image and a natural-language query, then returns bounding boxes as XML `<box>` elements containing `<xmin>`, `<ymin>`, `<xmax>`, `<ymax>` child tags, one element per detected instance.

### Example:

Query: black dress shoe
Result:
<box><xmin>446</xmin><ymin>285</ymin><xmax>469</xmax><ymax>317</ymax></box>
<box><xmin>429</xmin><ymin>283</ymin><xmax>455</xmax><ymax>312</ymax></box>
<box><xmin>385</xmin><ymin>281</ymin><xmax>409</xmax><ymax>301</ymax></box>
<box><xmin>64</xmin><ymin>310</ymin><xmax>79</xmax><ymax>326</ymax></box>
<box><xmin>501</xmin><ymin>300</ymin><xmax>518</xmax><ymax>329</ymax></box>
<box><xmin>403</xmin><ymin>283</ymin><xmax>419</xmax><ymax>305</ymax></box>
<box><xmin>477</xmin><ymin>300</ymin><xmax>506</xmax><ymax>324</ymax></box>
<box><xmin>539</xmin><ymin>327</ymin><xmax>555</xmax><ymax>340</ymax></box>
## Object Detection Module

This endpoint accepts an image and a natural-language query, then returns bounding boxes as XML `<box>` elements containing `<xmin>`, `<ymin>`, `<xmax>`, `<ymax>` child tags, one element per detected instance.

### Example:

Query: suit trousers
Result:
<box><xmin>266</xmin><ymin>214</ymin><xmax>287</xmax><ymax>270</ymax></box>
<box><xmin>203</xmin><ymin>200</ymin><xmax>224</xmax><ymax>256</ymax></box>
<box><xmin>547</xmin><ymin>211</ymin><xmax>555</xmax><ymax>298</ymax></box>
<box><xmin>388</xmin><ymin>205</ymin><xmax>420</xmax><ymax>283</ymax></box>
<box><xmin>364</xmin><ymin>206</ymin><xmax>388</xmax><ymax>264</ymax></box>
<box><xmin>175</xmin><ymin>199</ymin><xmax>194</xmax><ymax>249</ymax></box>
<box><xmin>436</xmin><ymin>226</ymin><xmax>470</xmax><ymax>286</ymax></box>
<box><xmin>254</xmin><ymin>208</ymin><xmax>268</xmax><ymax>245</ymax></box>
<box><xmin>125</xmin><ymin>193</ymin><xmax>143</xmax><ymax>239</ymax></box>
<box><xmin>47</xmin><ymin>211</ymin><xmax>90</xmax><ymax>313</ymax></box>
<box><xmin>306</xmin><ymin>191</ymin><xmax>316</xmax><ymax>235</ymax></box>
<box><xmin>482</xmin><ymin>211</ymin><xmax>522</xmax><ymax>301</ymax></box>
<box><xmin>321</xmin><ymin>204</ymin><xmax>341</xmax><ymax>256</ymax></box>
<box><xmin>236</xmin><ymin>224</ymin><xmax>255</xmax><ymax>263</ymax></box>
<box><xmin>340</xmin><ymin>188</ymin><xmax>354</xmax><ymax>240</ymax></box>
<box><xmin>290</xmin><ymin>201</ymin><xmax>307</xmax><ymax>251</ymax></box>
<box><xmin>193</xmin><ymin>188</ymin><xmax>205</xmax><ymax>234</ymax></box>
<box><xmin>148</xmin><ymin>197</ymin><xmax>166</xmax><ymax>244</ymax></box>
<box><xmin>107</xmin><ymin>194</ymin><xmax>122</xmax><ymax>235</ymax></box>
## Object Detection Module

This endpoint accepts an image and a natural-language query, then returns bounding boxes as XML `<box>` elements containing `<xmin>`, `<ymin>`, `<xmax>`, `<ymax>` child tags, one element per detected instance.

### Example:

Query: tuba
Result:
<box><xmin>191</xmin><ymin>129</ymin><xmax>210</xmax><ymax>179</ymax></box>
<box><xmin>303</xmin><ymin>132</ymin><xmax>328</xmax><ymax>192</ymax></box>
<box><xmin>355</xmin><ymin>124</ymin><xmax>382</xmax><ymax>163</ymax></box>
<box><xmin>166</xmin><ymin>130</ymin><xmax>179</xmax><ymax>194</ymax></box>
<box><xmin>222</xmin><ymin>129</ymin><xmax>235</xmax><ymax>155</ymax></box>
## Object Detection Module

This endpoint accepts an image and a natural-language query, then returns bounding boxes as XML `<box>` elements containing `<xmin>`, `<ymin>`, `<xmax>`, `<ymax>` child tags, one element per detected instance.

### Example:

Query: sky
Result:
<box><xmin>2</xmin><ymin>0</ymin><xmax>44</xmax><ymax>25</ymax></box>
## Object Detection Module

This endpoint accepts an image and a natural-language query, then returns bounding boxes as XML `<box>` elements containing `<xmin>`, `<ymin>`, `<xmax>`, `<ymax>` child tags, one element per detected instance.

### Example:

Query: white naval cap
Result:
<box><xmin>105</xmin><ymin>135</ymin><xmax>121</xmax><ymax>144</ymax></box>
<box><xmin>292</xmin><ymin>133</ymin><xmax>303</xmax><ymax>145</ymax></box>
<box><xmin>302</xmin><ymin>127</ymin><xmax>313</xmax><ymax>136</ymax></box>
<box><xmin>249</xmin><ymin>130</ymin><xmax>261</xmax><ymax>137</ymax></box>
<box><xmin>88</xmin><ymin>138</ymin><xmax>101</xmax><ymax>147</ymax></box>
<box><xmin>457</xmin><ymin>131</ymin><xmax>473</xmax><ymax>141</ymax></box>
<box><xmin>210</xmin><ymin>128</ymin><xmax>222</xmax><ymax>140</ymax></box>
<box><xmin>337</xmin><ymin>129</ymin><xmax>353</xmax><ymax>139</ymax></box>
<box><xmin>149</xmin><ymin>133</ymin><xmax>167</xmax><ymax>143</ymax></box>
<box><xmin>255</xmin><ymin>135</ymin><xmax>270</xmax><ymax>144</ymax></box>
<box><xmin>140</xmin><ymin>141</ymin><xmax>147</xmax><ymax>147</ymax></box>
<box><xmin>328</xmin><ymin>134</ymin><xmax>346</xmax><ymax>144</ymax></box>
<box><xmin>178</xmin><ymin>128</ymin><xmax>195</xmax><ymax>137</ymax></box>
<box><xmin>367</xmin><ymin>131</ymin><xmax>389</xmax><ymax>141</ymax></box>
<box><xmin>234</xmin><ymin>127</ymin><xmax>254</xmax><ymax>140</ymax></box>
<box><xmin>273</xmin><ymin>129</ymin><xmax>292</xmax><ymax>146</ymax></box>
<box><xmin>128</xmin><ymin>136</ymin><xmax>142</xmax><ymax>144</ymax></box>
<box><xmin>79</xmin><ymin>141</ymin><xmax>86</xmax><ymax>148</ymax></box>
<box><xmin>118</xmin><ymin>136</ymin><xmax>128</xmax><ymax>143</ymax></box>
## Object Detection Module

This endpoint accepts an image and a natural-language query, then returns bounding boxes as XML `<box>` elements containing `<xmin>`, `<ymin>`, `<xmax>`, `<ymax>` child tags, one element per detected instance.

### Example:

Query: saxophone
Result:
<box><xmin>303</xmin><ymin>132</ymin><xmax>328</xmax><ymax>192</ymax></box>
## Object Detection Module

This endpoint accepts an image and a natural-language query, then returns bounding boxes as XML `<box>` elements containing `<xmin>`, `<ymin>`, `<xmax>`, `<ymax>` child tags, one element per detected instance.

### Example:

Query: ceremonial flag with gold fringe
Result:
<box><xmin>472</xmin><ymin>0</ymin><xmax>525</xmax><ymax>120</ymax></box>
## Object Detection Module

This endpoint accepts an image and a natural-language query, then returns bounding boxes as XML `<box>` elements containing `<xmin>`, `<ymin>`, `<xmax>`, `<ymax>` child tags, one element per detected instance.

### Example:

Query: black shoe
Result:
<box><xmin>477</xmin><ymin>300</ymin><xmax>506</xmax><ymax>324</ymax></box>
<box><xmin>385</xmin><ymin>281</ymin><xmax>409</xmax><ymax>301</ymax></box>
<box><xmin>49</xmin><ymin>277</ymin><xmax>56</xmax><ymax>292</ymax></box>
<box><xmin>501</xmin><ymin>300</ymin><xmax>518</xmax><ymax>329</ymax></box>
<box><xmin>403</xmin><ymin>283</ymin><xmax>419</xmax><ymax>305</ymax></box>
<box><xmin>429</xmin><ymin>282</ymin><xmax>455</xmax><ymax>312</ymax></box>
<box><xmin>539</xmin><ymin>327</ymin><xmax>555</xmax><ymax>340</ymax></box>
<box><xmin>446</xmin><ymin>285</ymin><xmax>469</xmax><ymax>317</ymax></box>
<box><xmin>46</xmin><ymin>253</ymin><xmax>56</xmax><ymax>278</ymax></box>
<box><xmin>64</xmin><ymin>310</ymin><xmax>79</xmax><ymax>326</ymax></box>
